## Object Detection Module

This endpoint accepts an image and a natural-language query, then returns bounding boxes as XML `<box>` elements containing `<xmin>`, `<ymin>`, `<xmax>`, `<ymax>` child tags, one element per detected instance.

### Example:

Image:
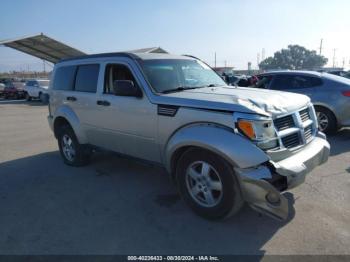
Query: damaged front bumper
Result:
<box><xmin>235</xmin><ymin>133</ymin><xmax>330</xmax><ymax>220</ymax></box>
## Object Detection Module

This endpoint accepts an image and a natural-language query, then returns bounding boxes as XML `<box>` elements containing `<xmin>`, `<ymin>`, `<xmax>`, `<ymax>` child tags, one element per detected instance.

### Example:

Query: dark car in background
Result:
<box><xmin>2</xmin><ymin>81</ymin><xmax>26</xmax><ymax>99</ymax></box>
<box><xmin>251</xmin><ymin>71</ymin><xmax>350</xmax><ymax>134</ymax></box>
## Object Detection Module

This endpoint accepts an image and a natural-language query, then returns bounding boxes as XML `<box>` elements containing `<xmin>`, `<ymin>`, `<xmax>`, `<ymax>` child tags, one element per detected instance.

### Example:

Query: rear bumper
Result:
<box><xmin>235</xmin><ymin>132</ymin><xmax>330</xmax><ymax>220</ymax></box>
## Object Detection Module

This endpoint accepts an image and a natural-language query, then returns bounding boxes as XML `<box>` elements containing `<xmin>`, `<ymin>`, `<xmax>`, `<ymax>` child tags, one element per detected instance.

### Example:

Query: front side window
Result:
<box><xmin>140</xmin><ymin>59</ymin><xmax>226</xmax><ymax>93</ymax></box>
<box><xmin>104</xmin><ymin>64</ymin><xmax>138</xmax><ymax>94</ymax></box>
<box><xmin>270</xmin><ymin>75</ymin><xmax>297</xmax><ymax>90</ymax></box>
<box><xmin>254</xmin><ymin>75</ymin><xmax>273</xmax><ymax>89</ymax></box>
<box><xmin>75</xmin><ymin>64</ymin><xmax>100</xmax><ymax>93</ymax></box>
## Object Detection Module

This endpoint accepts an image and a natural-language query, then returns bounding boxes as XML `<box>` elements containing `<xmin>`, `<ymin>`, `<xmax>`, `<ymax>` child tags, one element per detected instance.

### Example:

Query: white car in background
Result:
<box><xmin>24</xmin><ymin>79</ymin><xmax>50</xmax><ymax>102</ymax></box>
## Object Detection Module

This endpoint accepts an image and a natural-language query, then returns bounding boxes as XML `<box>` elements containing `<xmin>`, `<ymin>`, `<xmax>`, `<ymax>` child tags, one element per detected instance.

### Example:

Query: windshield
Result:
<box><xmin>140</xmin><ymin>59</ymin><xmax>226</xmax><ymax>93</ymax></box>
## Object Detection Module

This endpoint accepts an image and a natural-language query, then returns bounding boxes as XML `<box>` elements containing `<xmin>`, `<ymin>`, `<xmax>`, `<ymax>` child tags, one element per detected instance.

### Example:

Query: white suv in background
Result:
<box><xmin>24</xmin><ymin>79</ymin><xmax>50</xmax><ymax>102</ymax></box>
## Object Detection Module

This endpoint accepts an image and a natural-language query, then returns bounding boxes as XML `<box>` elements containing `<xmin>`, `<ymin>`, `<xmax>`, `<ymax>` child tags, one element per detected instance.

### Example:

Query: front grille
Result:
<box><xmin>281</xmin><ymin>133</ymin><xmax>301</xmax><ymax>149</ymax></box>
<box><xmin>274</xmin><ymin>115</ymin><xmax>295</xmax><ymax>131</ymax></box>
<box><xmin>304</xmin><ymin>125</ymin><xmax>313</xmax><ymax>141</ymax></box>
<box><xmin>299</xmin><ymin>108</ymin><xmax>311</xmax><ymax>122</ymax></box>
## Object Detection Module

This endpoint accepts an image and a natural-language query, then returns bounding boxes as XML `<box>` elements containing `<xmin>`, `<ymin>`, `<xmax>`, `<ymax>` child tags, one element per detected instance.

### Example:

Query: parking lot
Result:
<box><xmin>0</xmin><ymin>99</ymin><xmax>349</xmax><ymax>255</ymax></box>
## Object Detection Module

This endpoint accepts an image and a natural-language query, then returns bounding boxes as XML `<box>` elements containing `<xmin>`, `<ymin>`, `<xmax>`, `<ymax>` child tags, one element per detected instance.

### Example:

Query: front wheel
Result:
<box><xmin>57</xmin><ymin>125</ymin><xmax>91</xmax><ymax>166</ymax></box>
<box><xmin>315</xmin><ymin>107</ymin><xmax>337</xmax><ymax>135</ymax></box>
<box><xmin>25</xmin><ymin>93</ymin><xmax>32</xmax><ymax>101</ymax></box>
<box><xmin>176</xmin><ymin>148</ymin><xmax>243</xmax><ymax>220</ymax></box>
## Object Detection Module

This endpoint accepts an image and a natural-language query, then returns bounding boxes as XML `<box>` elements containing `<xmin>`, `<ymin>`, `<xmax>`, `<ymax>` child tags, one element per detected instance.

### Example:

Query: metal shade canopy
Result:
<box><xmin>0</xmin><ymin>33</ymin><xmax>86</xmax><ymax>63</ymax></box>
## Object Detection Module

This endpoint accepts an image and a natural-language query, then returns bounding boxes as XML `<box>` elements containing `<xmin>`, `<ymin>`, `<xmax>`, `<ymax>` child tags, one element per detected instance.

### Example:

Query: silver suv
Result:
<box><xmin>47</xmin><ymin>52</ymin><xmax>330</xmax><ymax>220</ymax></box>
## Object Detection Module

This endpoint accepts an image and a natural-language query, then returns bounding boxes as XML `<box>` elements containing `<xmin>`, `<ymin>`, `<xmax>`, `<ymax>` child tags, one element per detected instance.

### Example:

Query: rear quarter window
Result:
<box><xmin>52</xmin><ymin>65</ymin><xmax>77</xmax><ymax>91</ymax></box>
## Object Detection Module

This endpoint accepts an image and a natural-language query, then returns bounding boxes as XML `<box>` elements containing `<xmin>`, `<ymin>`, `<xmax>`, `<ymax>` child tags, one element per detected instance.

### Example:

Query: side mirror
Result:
<box><xmin>113</xmin><ymin>80</ymin><xmax>142</xmax><ymax>98</ymax></box>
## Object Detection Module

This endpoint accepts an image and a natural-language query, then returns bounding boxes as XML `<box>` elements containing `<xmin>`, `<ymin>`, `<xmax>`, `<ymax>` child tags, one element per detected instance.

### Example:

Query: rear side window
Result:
<box><xmin>75</xmin><ymin>64</ymin><xmax>100</xmax><ymax>93</ymax></box>
<box><xmin>271</xmin><ymin>75</ymin><xmax>323</xmax><ymax>90</ymax></box>
<box><xmin>53</xmin><ymin>66</ymin><xmax>77</xmax><ymax>90</ymax></box>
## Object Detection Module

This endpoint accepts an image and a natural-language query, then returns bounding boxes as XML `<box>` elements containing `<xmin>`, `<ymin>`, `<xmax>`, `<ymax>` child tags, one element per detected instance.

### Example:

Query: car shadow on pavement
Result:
<box><xmin>328</xmin><ymin>128</ymin><xmax>350</xmax><ymax>156</ymax></box>
<box><xmin>0</xmin><ymin>99</ymin><xmax>47</xmax><ymax>106</ymax></box>
<box><xmin>0</xmin><ymin>151</ymin><xmax>295</xmax><ymax>255</ymax></box>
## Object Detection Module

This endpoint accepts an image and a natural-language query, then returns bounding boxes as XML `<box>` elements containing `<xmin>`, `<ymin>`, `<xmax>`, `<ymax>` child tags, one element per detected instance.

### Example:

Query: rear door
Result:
<box><xmin>69</xmin><ymin>64</ymin><xmax>102</xmax><ymax>142</ymax></box>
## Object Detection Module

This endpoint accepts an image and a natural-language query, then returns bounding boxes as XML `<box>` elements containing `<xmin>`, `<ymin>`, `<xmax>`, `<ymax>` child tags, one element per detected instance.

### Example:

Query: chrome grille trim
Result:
<box><xmin>273</xmin><ymin>106</ymin><xmax>316</xmax><ymax>150</ymax></box>
<box><xmin>304</xmin><ymin>125</ymin><xmax>313</xmax><ymax>142</ymax></box>
<box><xmin>300</xmin><ymin>108</ymin><xmax>311</xmax><ymax>122</ymax></box>
<box><xmin>273</xmin><ymin>115</ymin><xmax>295</xmax><ymax>131</ymax></box>
<box><xmin>281</xmin><ymin>133</ymin><xmax>300</xmax><ymax>148</ymax></box>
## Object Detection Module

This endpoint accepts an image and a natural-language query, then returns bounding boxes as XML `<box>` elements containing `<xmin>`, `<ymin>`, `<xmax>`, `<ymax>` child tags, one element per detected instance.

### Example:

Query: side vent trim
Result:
<box><xmin>157</xmin><ymin>104</ymin><xmax>179</xmax><ymax>117</ymax></box>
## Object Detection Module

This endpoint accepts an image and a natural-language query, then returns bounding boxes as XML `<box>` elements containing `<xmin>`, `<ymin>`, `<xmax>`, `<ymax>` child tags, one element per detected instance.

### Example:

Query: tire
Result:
<box><xmin>176</xmin><ymin>148</ymin><xmax>243</xmax><ymax>220</ymax></box>
<box><xmin>40</xmin><ymin>93</ymin><xmax>48</xmax><ymax>104</ymax></box>
<box><xmin>315</xmin><ymin>107</ymin><xmax>337</xmax><ymax>135</ymax></box>
<box><xmin>25</xmin><ymin>93</ymin><xmax>32</xmax><ymax>101</ymax></box>
<box><xmin>57</xmin><ymin>125</ymin><xmax>91</xmax><ymax>166</ymax></box>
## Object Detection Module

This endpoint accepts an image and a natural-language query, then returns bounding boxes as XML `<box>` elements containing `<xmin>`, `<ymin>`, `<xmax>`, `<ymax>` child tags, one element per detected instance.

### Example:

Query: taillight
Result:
<box><xmin>342</xmin><ymin>91</ymin><xmax>350</xmax><ymax>97</ymax></box>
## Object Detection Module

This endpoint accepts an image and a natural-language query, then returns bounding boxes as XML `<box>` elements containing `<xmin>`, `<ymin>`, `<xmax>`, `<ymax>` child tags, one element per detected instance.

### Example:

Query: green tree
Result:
<box><xmin>259</xmin><ymin>45</ymin><xmax>328</xmax><ymax>70</ymax></box>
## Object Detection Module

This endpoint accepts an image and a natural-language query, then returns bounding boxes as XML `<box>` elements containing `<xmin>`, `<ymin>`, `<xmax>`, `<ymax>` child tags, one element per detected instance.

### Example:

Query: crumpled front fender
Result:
<box><xmin>164</xmin><ymin>124</ymin><xmax>269</xmax><ymax>173</ymax></box>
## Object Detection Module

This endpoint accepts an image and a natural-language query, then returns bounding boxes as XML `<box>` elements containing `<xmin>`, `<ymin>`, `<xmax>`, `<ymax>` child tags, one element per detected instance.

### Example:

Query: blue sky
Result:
<box><xmin>1</xmin><ymin>0</ymin><xmax>350</xmax><ymax>72</ymax></box>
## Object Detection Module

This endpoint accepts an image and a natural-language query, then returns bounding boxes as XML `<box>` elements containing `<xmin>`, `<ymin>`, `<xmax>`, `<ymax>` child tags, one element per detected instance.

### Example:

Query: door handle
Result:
<box><xmin>66</xmin><ymin>96</ymin><xmax>77</xmax><ymax>101</ymax></box>
<box><xmin>97</xmin><ymin>100</ymin><xmax>110</xmax><ymax>106</ymax></box>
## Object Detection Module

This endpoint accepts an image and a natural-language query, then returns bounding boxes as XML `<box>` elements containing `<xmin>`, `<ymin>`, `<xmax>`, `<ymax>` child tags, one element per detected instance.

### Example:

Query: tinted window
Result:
<box><xmin>26</xmin><ymin>81</ymin><xmax>35</xmax><ymax>86</ymax></box>
<box><xmin>53</xmin><ymin>66</ymin><xmax>77</xmax><ymax>90</ymax></box>
<box><xmin>75</xmin><ymin>64</ymin><xmax>100</xmax><ymax>93</ymax></box>
<box><xmin>270</xmin><ymin>75</ymin><xmax>322</xmax><ymax>90</ymax></box>
<box><xmin>104</xmin><ymin>64</ymin><xmax>138</xmax><ymax>94</ymax></box>
<box><xmin>254</xmin><ymin>75</ymin><xmax>273</xmax><ymax>89</ymax></box>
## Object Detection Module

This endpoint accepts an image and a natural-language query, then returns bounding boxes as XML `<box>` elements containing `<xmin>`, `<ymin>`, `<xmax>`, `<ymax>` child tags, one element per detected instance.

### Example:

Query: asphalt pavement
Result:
<box><xmin>0</xmin><ymin>100</ymin><xmax>349</xmax><ymax>255</ymax></box>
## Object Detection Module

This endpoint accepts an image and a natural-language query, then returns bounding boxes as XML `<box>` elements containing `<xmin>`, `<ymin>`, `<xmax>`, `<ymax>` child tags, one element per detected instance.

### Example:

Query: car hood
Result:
<box><xmin>157</xmin><ymin>86</ymin><xmax>310</xmax><ymax>117</ymax></box>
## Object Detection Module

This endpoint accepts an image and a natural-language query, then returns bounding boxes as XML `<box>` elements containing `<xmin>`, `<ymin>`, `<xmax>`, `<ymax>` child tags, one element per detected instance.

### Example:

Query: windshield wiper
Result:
<box><xmin>161</xmin><ymin>86</ymin><xmax>198</xmax><ymax>94</ymax></box>
<box><xmin>161</xmin><ymin>84</ymin><xmax>219</xmax><ymax>94</ymax></box>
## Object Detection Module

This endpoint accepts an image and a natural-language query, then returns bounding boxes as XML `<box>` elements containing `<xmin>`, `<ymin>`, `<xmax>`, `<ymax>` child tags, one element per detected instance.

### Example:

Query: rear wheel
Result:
<box><xmin>176</xmin><ymin>148</ymin><xmax>243</xmax><ymax>220</ymax></box>
<box><xmin>315</xmin><ymin>107</ymin><xmax>337</xmax><ymax>135</ymax></box>
<box><xmin>57</xmin><ymin>125</ymin><xmax>91</xmax><ymax>166</ymax></box>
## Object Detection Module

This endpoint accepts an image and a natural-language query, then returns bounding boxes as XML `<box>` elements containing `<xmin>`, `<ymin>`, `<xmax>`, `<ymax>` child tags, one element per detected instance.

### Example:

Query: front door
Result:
<box><xmin>89</xmin><ymin>62</ymin><xmax>160</xmax><ymax>163</ymax></box>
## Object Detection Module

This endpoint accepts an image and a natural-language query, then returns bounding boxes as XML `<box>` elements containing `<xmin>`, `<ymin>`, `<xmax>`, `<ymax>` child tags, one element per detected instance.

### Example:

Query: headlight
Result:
<box><xmin>236</xmin><ymin>114</ymin><xmax>278</xmax><ymax>150</ymax></box>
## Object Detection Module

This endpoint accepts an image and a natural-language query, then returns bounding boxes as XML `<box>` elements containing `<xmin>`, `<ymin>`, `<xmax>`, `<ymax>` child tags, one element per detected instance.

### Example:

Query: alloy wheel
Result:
<box><xmin>61</xmin><ymin>134</ymin><xmax>76</xmax><ymax>161</ymax></box>
<box><xmin>316</xmin><ymin>111</ymin><xmax>329</xmax><ymax>132</ymax></box>
<box><xmin>185</xmin><ymin>161</ymin><xmax>223</xmax><ymax>207</ymax></box>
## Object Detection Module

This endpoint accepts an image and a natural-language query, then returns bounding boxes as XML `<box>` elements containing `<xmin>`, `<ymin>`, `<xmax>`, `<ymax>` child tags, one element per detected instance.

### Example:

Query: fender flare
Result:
<box><xmin>164</xmin><ymin>124</ymin><xmax>269</xmax><ymax>173</ymax></box>
<box><xmin>53</xmin><ymin>105</ymin><xmax>88</xmax><ymax>144</ymax></box>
